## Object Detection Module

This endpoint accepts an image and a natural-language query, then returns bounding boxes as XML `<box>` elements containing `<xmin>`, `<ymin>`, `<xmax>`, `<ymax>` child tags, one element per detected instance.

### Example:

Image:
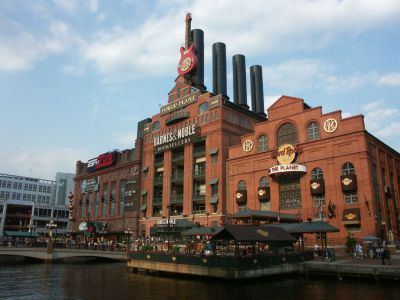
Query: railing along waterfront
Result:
<box><xmin>128</xmin><ymin>251</ymin><xmax>313</xmax><ymax>269</ymax></box>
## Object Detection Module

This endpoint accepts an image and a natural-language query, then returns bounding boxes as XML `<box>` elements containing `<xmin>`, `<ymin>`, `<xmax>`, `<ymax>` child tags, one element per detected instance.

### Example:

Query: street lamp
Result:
<box><xmin>67</xmin><ymin>192</ymin><xmax>74</xmax><ymax>238</ymax></box>
<box><xmin>167</xmin><ymin>204</ymin><xmax>171</xmax><ymax>252</ymax></box>
<box><xmin>46</xmin><ymin>220</ymin><xmax>58</xmax><ymax>253</ymax></box>
<box><xmin>46</xmin><ymin>220</ymin><xmax>58</xmax><ymax>238</ymax></box>
<box><xmin>124</xmin><ymin>228</ymin><xmax>133</xmax><ymax>254</ymax></box>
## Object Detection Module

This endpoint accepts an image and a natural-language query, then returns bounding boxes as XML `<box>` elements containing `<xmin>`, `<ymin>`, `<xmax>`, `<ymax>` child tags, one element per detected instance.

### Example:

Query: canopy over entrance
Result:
<box><xmin>227</xmin><ymin>209</ymin><xmax>298</xmax><ymax>224</ymax></box>
<box><xmin>267</xmin><ymin>221</ymin><xmax>339</xmax><ymax>233</ymax></box>
<box><xmin>211</xmin><ymin>224</ymin><xmax>296</xmax><ymax>243</ymax></box>
<box><xmin>4</xmin><ymin>231</ymin><xmax>39</xmax><ymax>238</ymax></box>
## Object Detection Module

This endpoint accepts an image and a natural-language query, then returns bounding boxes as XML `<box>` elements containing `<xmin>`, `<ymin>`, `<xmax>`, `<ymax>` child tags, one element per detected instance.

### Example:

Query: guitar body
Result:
<box><xmin>177</xmin><ymin>44</ymin><xmax>197</xmax><ymax>75</ymax></box>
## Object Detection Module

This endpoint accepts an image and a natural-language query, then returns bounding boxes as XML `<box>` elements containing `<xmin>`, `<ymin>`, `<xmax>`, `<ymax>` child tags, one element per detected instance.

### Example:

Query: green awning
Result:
<box><xmin>141</xmin><ymin>190</ymin><xmax>148</xmax><ymax>196</ymax></box>
<box><xmin>209</xmin><ymin>196</ymin><xmax>219</xmax><ymax>204</ymax></box>
<box><xmin>209</xmin><ymin>147</ymin><xmax>218</xmax><ymax>155</ymax></box>
<box><xmin>209</xmin><ymin>178</ymin><xmax>218</xmax><ymax>185</ymax></box>
<box><xmin>4</xmin><ymin>231</ymin><xmax>39</xmax><ymax>237</ymax></box>
<box><xmin>140</xmin><ymin>204</ymin><xmax>147</xmax><ymax>211</ymax></box>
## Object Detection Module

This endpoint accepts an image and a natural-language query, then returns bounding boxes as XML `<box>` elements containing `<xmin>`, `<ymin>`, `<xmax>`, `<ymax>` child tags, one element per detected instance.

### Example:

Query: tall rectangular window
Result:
<box><xmin>102</xmin><ymin>183</ymin><xmax>108</xmax><ymax>217</ymax></box>
<box><xmin>120</xmin><ymin>180</ymin><xmax>125</xmax><ymax>216</ymax></box>
<box><xmin>110</xmin><ymin>182</ymin><xmax>116</xmax><ymax>216</ymax></box>
<box><xmin>95</xmin><ymin>192</ymin><xmax>99</xmax><ymax>218</ymax></box>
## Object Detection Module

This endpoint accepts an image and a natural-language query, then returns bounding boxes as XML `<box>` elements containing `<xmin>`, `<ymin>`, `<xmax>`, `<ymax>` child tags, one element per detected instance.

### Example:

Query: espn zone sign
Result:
<box><xmin>87</xmin><ymin>152</ymin><xmax>117</xmax><ymax>172</ymax></box>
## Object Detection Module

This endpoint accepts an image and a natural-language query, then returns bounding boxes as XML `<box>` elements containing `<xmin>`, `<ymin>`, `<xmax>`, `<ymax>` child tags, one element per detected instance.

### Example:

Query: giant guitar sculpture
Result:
<box><xmin>177</xmin><ymin>13</ymin><xmax>197</xmax><ymax>75</ymax></box>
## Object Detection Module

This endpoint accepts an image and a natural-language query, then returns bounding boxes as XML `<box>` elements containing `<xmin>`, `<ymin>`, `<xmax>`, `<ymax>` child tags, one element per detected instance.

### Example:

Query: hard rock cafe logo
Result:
<box><xmin>311</xmin><ymin>182</ymin><xmax>320</xmax><ymax>190</ymax></box>
<box><xmin>342</xmin><ymin>177</ymin><xmax>352</xmax><ymax>186</ymax></box>
<box><xmin>345</xmin><ymin>213</ymin><xmax>357</xmax><ymax>220</ymax></box>
<box><xmin>256</xmin><ymin>229</ymin><xmax>269</xmax><ymax>237</ymax></box>
<box><xmin>258</xmin><ymin>189</ymin><xmax>266</xmax><ymax>196</ymax></box>
<box><xmin>277</xmin><ymin>144</ymin><xmax>296</xmax><ymax>165</ymax></box>
<box><xmin>236</xmin><ymin>192</ymin><xmax>244</xmax><ymax>199</ymax></box>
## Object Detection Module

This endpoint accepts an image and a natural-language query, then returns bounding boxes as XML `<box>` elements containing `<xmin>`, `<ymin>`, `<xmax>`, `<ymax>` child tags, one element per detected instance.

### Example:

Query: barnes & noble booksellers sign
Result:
<box><xmin>153</xmin><ymin>124</ymin><xmax>198</xmax><ymax>153</ymax></box>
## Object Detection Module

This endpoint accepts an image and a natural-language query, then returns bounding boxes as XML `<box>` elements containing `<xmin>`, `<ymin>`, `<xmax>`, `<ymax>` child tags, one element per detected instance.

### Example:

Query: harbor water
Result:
<box><xmin>0</xmin><ymin>261</ymin><xmax>399</xmax><ymax>300</ymax></box>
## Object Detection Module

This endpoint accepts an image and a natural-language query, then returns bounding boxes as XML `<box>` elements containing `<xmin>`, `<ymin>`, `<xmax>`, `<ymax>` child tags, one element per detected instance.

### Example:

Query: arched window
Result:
<box><xmin>342</xmin><ymin>162</ymin><xmax>355</xmax><ymax>175</ymax></box>
<box><xmin>308</xmin><ymin>122</ymin><xmax>319</xmax><ymax>141</ymax></box>
<box><xmin>277</xmin><ymin>123</ymin><xmax>298</xmax><ymax>146</ymax></box>
<box><xmin>258</xmin><ymin>135</ymin><xmax>268</xmax><ymax>152</ymax></box>
<box><xmin>198</xmin><ymin>102</ymin><xmax>209</xmax><ymax>114</ymax></box>
<box><xmin>237</xmin><ymin>180</ymin><xmax>246</xmax><ymax>191</ymax></box>
<box><xmin>311</xmin><ymin>168</ymin><xmax>324</xmax><ymax>180</ymax></box>
<box><xmin>259</xmin><ymin>176</ymin><xmax>269</xmax><ymax>187</ymax></box>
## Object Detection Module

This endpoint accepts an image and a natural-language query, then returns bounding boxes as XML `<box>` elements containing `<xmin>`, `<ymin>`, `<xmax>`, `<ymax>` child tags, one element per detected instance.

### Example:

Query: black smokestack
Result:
<box><xmin>192</xmin><ymin>29</ymin><xmax>205</xmax><ymax>91</ymax></box>
<box><xmin>232</xmin><ymin>54</ymin><xmax>248</xmax><ymax>108</ymax></box>
<box><xmin>250</xmin><ymin>65</ymin><xmax>266</xmax><ymax>117</ymax></box>
<box><xmin>212</xmin><ymin>42</ymin><xmax>227</xmax><ymax>97</ymax></box>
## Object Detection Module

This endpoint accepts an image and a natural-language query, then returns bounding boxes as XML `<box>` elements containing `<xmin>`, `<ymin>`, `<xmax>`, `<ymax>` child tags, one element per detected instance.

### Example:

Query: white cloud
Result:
<box><xmin>377</xmin><ymin>122</ymin><xmax>400</xmax><ymax>138</ymax></box>
<box><xmin>342</xmin><ymin>112</ymin><xmax>352</xmax><ymax>118</ymax></box>
<box><xmin>0</xmin><ymin>147</ymin><xmax>87</xmax><ymax>179</ymax></box>
<box><xmin>379</xmin><ymin>73</ymin><xmax>400</xmax><ymax>86</ymax></box>
<box><xmin>262</xmin><ymin>59</ymin><xmax>374</xmax><ymax>93</ymax></box>
<box><xmin>53</xmin><ymin>0</ymin><xmax>78</xmax><ymax>14</ymax></box>
<box><xmin>81</xmin><ymin>0</ymin><xmax>400</xmax><ymax>78</ymax></box>
<box><xmin>113</xmin><ymin>133</ymin><xmax>137</xmax><ymax>148</ymax></box>
<box><xmin>362</xmin><ymin>101</ymin><xmax>400</xmax><ymax>145</ymax></box>
<box><xmin>62</xmin><ymin>64</ymin><xmax>86</xmax><ymax>76</ymax></box>
<box><xmin>0</xmin><ymin>17</ymin><xmax>82</xmax><ymax>71</ymax></box>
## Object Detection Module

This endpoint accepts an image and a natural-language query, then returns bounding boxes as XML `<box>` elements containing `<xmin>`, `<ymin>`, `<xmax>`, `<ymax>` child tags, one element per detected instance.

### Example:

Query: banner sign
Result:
<box><xmin>268</xmin><ymin>164</ymin><xmax>307</xmax><ymax>175</ymax></box>
<box><xmin>81</xmin><ymin>178</ymin><xmax>99</xmax><ymax>193</ymax></box>
<box><xmin>87</xmin><ymin>151</ymin><xmax>117</xmax><ymax>172</ymax></box>
<box><xmin>160</xmin><ymin>92</ymin><xmax>199</xmax><ymax>115</ymax></box>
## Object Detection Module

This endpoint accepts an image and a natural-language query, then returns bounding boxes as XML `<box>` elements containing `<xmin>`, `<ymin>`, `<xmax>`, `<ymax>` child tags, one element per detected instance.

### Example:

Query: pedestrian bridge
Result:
<box><xmin>0</xmin><ymin>246</ymin><xmax>127</xmax><ymax>262</ymax></box>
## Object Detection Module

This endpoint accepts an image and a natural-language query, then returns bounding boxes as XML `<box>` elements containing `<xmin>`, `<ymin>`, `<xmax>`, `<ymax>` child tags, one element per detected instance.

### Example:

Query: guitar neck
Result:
<box><xmin>184</xmin><ymin>13</ymin><xmax>191</xmax><ymax>50</ymax></box>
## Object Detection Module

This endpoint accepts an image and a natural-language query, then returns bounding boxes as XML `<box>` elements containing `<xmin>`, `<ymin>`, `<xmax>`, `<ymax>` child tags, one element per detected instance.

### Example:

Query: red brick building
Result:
<box><xmin>71</xmin><ymin>14</ymin><xmax>400</xmax><ymax>247</ymax></box>
<box><xmin>227</xmin><ymin>96</ymin><xmax>400</xmax><ymax>245</ymax></box>
<box><xmin>71</xmin><ymin>148</ymin><xmax>141</xmax><ymax>241</ymax></box>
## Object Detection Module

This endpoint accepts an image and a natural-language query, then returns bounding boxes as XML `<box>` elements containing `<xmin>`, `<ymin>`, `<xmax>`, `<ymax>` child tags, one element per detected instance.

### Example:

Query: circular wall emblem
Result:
<box><xmin>243</xmin><ymin>139</ymin><xmax>253</xmax><ymax>152</ymax></box>
<box><xmin>323</xmin><ymin>118</ymin><xmax>338</xmax><ymax>133</ymax></box>
<box><xmin>277</xmin><ymin>144</ymin><xmax>296</xmax><ymax>165</ymax></box>
<box><xmin>258</xmin><ymin>189</ymin><xmax>266</xmax><ymax>196</ymax></box>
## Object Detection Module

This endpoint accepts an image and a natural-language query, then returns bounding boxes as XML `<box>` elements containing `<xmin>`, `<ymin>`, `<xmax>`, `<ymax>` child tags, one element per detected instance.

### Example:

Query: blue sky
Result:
<box><xmin>1</xmin><ymin>0</ymin><xmax>399</xmax><ymax>180</ymax></box>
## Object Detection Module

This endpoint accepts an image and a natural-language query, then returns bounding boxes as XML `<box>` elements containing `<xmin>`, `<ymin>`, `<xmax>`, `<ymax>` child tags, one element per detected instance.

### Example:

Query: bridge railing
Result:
<box><xmin>0</xmin><ymin>240</ymin><xmax>127</xmax><ymax>253</ymax></box>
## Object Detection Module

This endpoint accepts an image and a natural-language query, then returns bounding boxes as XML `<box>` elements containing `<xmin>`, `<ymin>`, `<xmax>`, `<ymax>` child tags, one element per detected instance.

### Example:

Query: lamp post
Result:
<box><xmin>46</xmin><ymin>220</ymin><xmax>58</xmax><ymax>253</ymax></box>
<box><xmin>27</xmin><ymin>220</ymin><xmax>37</xmax><ymax>247</ymax></box>
<box><xmin>67</xmin><ymin>192</ymin><xmax>74</xmax><ymax>239</ymax></box>
<box><xmin>167</xmin><ymin>204</ymin><xmax>171</xmax><ymax>252</ymax></box>
<box><xmin>124</xmin><ymin>228</ymin><xmax>133</xmax><ymax>255</ymax></box>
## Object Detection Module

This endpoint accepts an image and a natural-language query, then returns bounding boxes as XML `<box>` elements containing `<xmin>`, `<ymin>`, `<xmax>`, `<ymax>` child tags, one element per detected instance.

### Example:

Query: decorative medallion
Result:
<box><xmin>243</xmin><ymin>139</ymin><xmax>253</xmax><ymax>152</ymax></box>
<box><xmin>311</xmin><ymin>182</ymin><xmax>320</xmax><ymax>190</ymax></box>
<box><xmin>323</xmin><ymin>118</ymin><xmax>338</xmax><ymax>133</ymax></box>
<box><xmin>277</xmin><ymin>144</ymin><xmax>296</xmax><ymax>165</ymax></box>
<box><xmin>342</xmin><ymin>177</ymin><xmax>352</xmax><ymax>185</ymax></box>
<box><xmin>236</xmin><ymin>192</ymin><xmax>243</xmax><ymax>199</ymax></box>
<box><xmin>258</xmin><ymin>189</ymin><xmax>266</xmax><ymax>196</ymax></box>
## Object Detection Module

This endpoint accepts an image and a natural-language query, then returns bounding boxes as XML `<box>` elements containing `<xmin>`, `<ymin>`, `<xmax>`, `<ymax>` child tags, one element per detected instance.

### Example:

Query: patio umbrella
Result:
<box><xmin>361</xmin><ymin>235</ymin><xmax>380</xmax><ymax>242</ymax></box>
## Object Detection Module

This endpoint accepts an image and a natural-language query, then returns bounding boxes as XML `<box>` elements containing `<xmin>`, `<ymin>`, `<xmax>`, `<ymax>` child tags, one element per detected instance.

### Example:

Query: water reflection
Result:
<box><xmin>0</xmin><ymin>262</ymin><xmax>399</xmax><ymax>300</ymax></box>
